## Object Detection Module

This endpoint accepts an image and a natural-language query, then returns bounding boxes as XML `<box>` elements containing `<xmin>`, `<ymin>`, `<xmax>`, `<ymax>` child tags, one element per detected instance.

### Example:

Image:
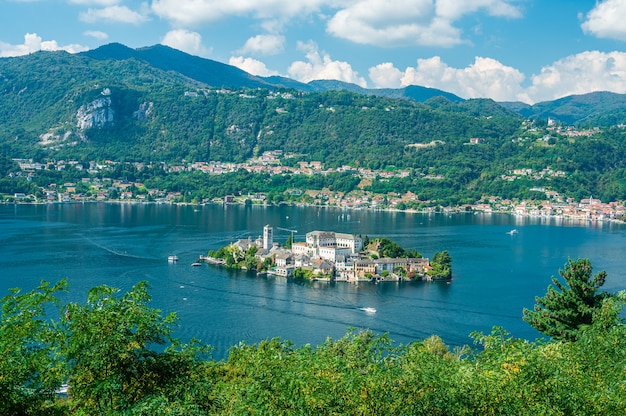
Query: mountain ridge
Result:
<box><xmin>80</xmin><ymin>43</ymin><xmax>465</xmax><ymax>104</ymax></box>
<box><xmin>2</xmin><ymin>43</ymin><xmax>626</xmax><ymax>204</ymax></box>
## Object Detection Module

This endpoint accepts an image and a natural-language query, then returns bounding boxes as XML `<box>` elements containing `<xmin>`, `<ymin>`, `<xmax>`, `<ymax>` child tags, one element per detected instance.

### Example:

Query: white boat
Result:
<box><xmin>360</xmin><ymin>307</ymin><xmax>377</xmax><ymax>314</ymax></box>
<box><xmin>168</xmin><ymin>255</ymin><xmax>179</xmax><ymax>262</ymax></box>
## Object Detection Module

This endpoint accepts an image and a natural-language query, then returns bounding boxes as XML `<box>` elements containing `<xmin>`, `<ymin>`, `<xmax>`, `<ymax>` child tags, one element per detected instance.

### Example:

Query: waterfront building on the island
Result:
<box><xmin>274</xmin><ymin>251</ymin><xmax>294</xmax><ymax>277</ymax></box>
<box><xmin>296</xmin><ymin>230</ymin><xmax>363</xmax><ymax>261</ymax></box>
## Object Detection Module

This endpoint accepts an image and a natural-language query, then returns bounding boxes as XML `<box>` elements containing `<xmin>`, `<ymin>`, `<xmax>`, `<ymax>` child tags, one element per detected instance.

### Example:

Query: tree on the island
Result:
<box><xmin>243</xmin><ymin>246</ymin><xmax>259</xmax><ymax>270</ymax></box>
<box><xmin>393</xmin><ymin>266</ymin><xmax>407</xmax><ymax>278</ymax></box>
<box><xmin>284</xmin><ymin>234</ymin><xmax>294</xmax><ymax>249</ymax></box>
<box><xmin>375</xmin><ymin>238</ymin><xmax>420</xmax><ymax>258</ymax></box>
<box><xmin>292</xmin><ymin>267</ymin><xmax>313</xmax><ymax>281</ymax></box>
<box><xmin>427</xmin><ymin>251</ymin><xmax>452</xmax><ymax>280</ymax></box>
<box><xmin>522</xmin><ymin>258</ymin><xmax>610</xmax><ymax>342</ymax></box>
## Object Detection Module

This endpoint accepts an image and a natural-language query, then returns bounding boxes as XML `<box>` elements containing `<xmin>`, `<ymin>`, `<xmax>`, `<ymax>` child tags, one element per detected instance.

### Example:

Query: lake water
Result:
<box><xmin>1</xmin><ymin>203</ymin><xmax>625</xmax><ymax>358</ymax></box>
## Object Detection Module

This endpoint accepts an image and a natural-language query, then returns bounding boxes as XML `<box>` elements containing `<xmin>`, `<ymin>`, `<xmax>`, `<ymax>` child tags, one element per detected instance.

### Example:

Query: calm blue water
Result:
<box><xmin>1</xmin><ymin>203</ymin><xmax>625</xmax><ymax>358</ymax></box>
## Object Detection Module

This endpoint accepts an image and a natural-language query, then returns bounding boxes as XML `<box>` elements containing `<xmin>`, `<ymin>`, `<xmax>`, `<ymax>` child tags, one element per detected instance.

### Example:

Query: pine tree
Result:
<box><xmin>523</xmin><ymin>258</ymin><xmax>608</xmax><ymax>341</ymax></box>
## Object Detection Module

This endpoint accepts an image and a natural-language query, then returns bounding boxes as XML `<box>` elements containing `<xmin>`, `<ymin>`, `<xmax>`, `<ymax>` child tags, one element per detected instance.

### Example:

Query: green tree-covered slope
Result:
<box><xmin>2</xmin><ymin>45</ymin><xmax>626</xmax><ymax>204</ymax></box>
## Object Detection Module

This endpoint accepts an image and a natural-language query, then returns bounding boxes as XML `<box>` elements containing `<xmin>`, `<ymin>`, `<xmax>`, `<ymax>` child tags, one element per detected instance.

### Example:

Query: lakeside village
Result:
<box><xmin>202</xmin><ymin>225</ymin><xmax>452</xmax><ymax>283</ymax></box>
<box><xmin>6</xmin><ymin>145</ymin><xmax>626</xmax><ymax>222</ymax></box>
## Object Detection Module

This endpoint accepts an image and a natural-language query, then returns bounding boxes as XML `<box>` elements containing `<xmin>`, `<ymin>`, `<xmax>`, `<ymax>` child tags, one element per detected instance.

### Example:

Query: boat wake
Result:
<box><xmin>80</xmin><ymin>235</ymin><xmax>156</xmax><ymax>260</ymax></box>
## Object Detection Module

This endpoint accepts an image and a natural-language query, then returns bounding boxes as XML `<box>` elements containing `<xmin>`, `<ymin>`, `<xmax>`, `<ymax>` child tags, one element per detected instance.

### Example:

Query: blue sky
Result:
<box><xmin>1</xmin><ymin>0</ymin><xmax>626</xmax><ymax>103</ymax></box>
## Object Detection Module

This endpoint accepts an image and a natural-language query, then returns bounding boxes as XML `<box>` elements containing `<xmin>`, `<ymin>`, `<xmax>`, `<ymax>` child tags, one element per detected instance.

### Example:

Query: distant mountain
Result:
<box><xmin>81</xmin><ymin>43</ymin><xmax>277</xmax><ymax>90</ymax></box>
<box><xmin>79</xmin><ymin>43</ymin><xmax>626</xmax><ymax>125</ymax></box>
<box><xmin>0</xmin><ymin>43</ymin><xmax>526</xmax><ymax>170</ymax></box>
<box><xmin>260</xmin><ymin>75</ymin><xmax>313</xmax><ymax>91</ymax></box>
<box><xmin>498</xmin><ymin>101</ymin><xmax>531</xmax><ymax>113</ymax></box>
<box><xmin>500</xmin><ymin>92</ymin><xmax>626</xmax><ymax>126</ymax></box>
<box><xmin>307</xmin><ymin>80</ymin><xmax>463</xmax><ymax>103</ymax></box>
<box><xmin>3</xmin><ymin>43</ymin><xmax>626</xmax><ymax>204</ymax></box>
<box><xmin>82</xmin><ymin>44</ymin><xmax>464</xmax><ymax>103</ymax></box>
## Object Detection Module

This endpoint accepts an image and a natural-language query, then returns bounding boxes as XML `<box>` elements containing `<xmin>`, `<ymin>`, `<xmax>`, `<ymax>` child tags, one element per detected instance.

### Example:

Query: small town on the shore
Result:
<box><xmin>203</xmin><ymin>225</ymin><xmax>450</xmax><ymax>283</ymax></box>
<box><xmin>6</xmin><ymin>151</ymin><xmax>626</xmax><ymax>222</ymax></box>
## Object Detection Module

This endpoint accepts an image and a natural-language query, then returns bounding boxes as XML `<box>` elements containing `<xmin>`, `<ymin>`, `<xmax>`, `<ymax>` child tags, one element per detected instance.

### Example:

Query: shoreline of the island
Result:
<box><xmin>202</xmin><ymin>226</ymin><xmax>453</xmax><ymax>283</ymax></box>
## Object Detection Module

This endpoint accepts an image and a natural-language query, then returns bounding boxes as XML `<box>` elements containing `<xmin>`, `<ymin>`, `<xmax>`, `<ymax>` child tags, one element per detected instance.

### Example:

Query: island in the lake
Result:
<box><xmin>202</xmin><ymin>225</ymin><xmax>452</xmax><ymax>282</ymax></box>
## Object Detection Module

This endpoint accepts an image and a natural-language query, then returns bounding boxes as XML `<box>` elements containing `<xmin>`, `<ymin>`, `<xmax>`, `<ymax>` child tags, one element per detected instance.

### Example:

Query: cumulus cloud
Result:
<box><xmin>151</xmin><ymin>0</ymin><xmax>326</xmax><ymax>27</ymax></box>
<box><xmin>287</xmin><ymin>41</ymin><xmax>367</xmax><ymax>87</ymax></box>
<box><xmin>83</xmin><ymin>30</ymin><xmax>109</xmax><ymax>40</ymax></box>
<box><xmin>369</xmin><ymin>62</ymin><xmax>403</xmax><ymax>88</ymax></box>
<box><xmin>68</xmin><ymin>0</ymin><xmax>120</xmax><ymax>5</ymax></box>
<box><xmin>229</xmin><ymin>56</ymin><xmax>280</xmax><ymax>76</ymax></box>
<box><xmin>435</xmin><ymin>0</ymin><xmax>522</xmax><ymax>20</ymax></box>
<box><xmin>238</xmin><ymin>34</ymin><xmax>285</xmax><ymax>56</ymax></box>
<box><xmin>161</xmin><ymin>30</ymin><xmax>212</xmax><ymax>57</ymax></box>
<box><xmin>147</xmin><ymin>0</ymin><xmax>522</xmax><ymax>48</ymax></box>
<box><xmin>368</xmin><ymin>56</ymin><xmax>525</xmax><ymax>101</ymax></box>
<box><xmin>367</xmin><ymin>51</ymin><xmax>626</xmax><ymax>103</ymax></box>
<box><xmin>327</xmin><ymin>0</ymin><xmax>522</xmax><ymax>47</ymax></box>
<box><xmin>327</xmin><ymin>0</ymin><xmax>461</xmax><ymax>47</ymax></box>
<box><xmin>526</xmin><ymin>51</ymin><xmax>626</xmax><ymax>103</ymax></box>
<box><xmin>79</xmin><ymin>5</ymin><xmax>149</xmax><ymax>24</ymax></box>
<box><xmin>0</xmin><ymin>33</ymin><xmax>88</xmax><ymax>57</ymax></box>
<box><xmin>581</xmin><ymin>0</ymin><xmax>626</xmax><ymax>41</ymax></box>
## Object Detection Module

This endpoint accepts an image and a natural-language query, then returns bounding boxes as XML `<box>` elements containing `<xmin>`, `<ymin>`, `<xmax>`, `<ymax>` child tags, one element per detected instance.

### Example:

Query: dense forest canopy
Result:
<box><xmin>2</xmin><ymin>48</ymin><xmax>626</xmax><ymax>204</ymax></box>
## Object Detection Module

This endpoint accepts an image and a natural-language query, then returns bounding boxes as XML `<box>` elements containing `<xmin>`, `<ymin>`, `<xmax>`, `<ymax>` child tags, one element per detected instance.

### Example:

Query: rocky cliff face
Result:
<box><xmin>76</xmin><ymin>89</ymin><xmax>115</xmax><ymax>130</ymax></box>
<box><xmin>133</xmin><ymin>101</ymin><xmax>153</xmax><ymax>121</ymax></box>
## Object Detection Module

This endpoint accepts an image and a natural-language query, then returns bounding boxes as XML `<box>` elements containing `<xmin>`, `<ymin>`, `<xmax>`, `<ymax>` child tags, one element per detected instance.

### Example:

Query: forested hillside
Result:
<box><xmin>0</xmin><ymin>48</ymin><xmax>518</xmax><ymax>165</ymax></box>
<box><xmin>2</xmin><ymin>45</ymin><xmax>626</xmax><ymax>204</ymax></box>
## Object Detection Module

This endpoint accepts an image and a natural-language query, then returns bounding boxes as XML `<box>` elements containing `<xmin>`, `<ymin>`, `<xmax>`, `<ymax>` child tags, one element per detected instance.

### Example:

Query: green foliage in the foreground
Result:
<box><xmin>1</xmin><ymin>261</ymin><xmax>625</xmax><ymax>415</ymax></box>
<box><xmin>523</xmin><ymin>258</ymin><xmax>609</xmax><ymax>341</ymax></box>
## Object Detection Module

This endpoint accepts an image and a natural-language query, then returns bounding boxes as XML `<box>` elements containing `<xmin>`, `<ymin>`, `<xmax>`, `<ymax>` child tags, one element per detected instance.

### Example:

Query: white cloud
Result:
<box><xmin>229</xmin><ymin>56</ymin><xmax>280</xmax><ymax>76</ymax></box>
<box><xmin>327</xmin><ymin>0</ymin><xmax>522</xmax><ymax>47</ymax></box>
<box><xmin>367</xmin><ymin>51</ymin><xmax>626</xmax><ymax>104</ymax></box>
<box><xmin>327</xmin><ymin>0</ymin><xmax>462</xmax><ymax>47</ymax></box>
<box><xmin>147</xmin><ymin>0</ymin><xmax>521</xmax><ymax>48</ymax></box>
<box><xmin>399</xmin><ymin>56</ymin><xmax>525</xmax><ymax>101</ymax></box>
<box><xmin>368</xmin><ymin>56</ymin><xmax>526</xmax><ymax>101</ymax></box>
<box><xmin>0</xmin><ymin>33</ymin><xmax>88</xmax><ymax>57</ymax></box>
<box><xmin>238</xmin><ymin>34</ymin><xmax>285</xmax><ymax>56</ymax></box>
<box><xmin>151</xmin><ymin>0</ymin><xmax>327</xmax><ymax>27</ymax></box>
<box><xmin>161</xmin><ymin>30</ymin><xmax>212</xmax><ymax>57</ymax></box>
<box><xmin>83</xmin><ymin>30</ymin><xmax>109</xmax><ymax>40</ymax></box>
<box><xmin>68</xmin><ymin>0</ymin><xmax>120</xmax><ymax>5</ymax></box>
<box><xmin>79</xmin><ymin>5</ymin><xmax>149</xmax><ymax>24</ymax></box>
<box><xmin>526</xmin><ymin>51</ymin><xmax>626</xmax><ymax>103</ymax></box>
<box><xmin>581</xmin><ymin>0</ymin><xmax>626</xmax><ymax>41</ymax></box>
<box><xmin>435</xmin><ymin>0</ymin><xmax>522</xmax><ymax>20</ymax></box>
<box><xmin>287</xmin><ymin>41</ymin><xmax>367</xmax><ymax>87</ymax></box>
<box><xmin>369</xmin><ymin>62</ymin><xmax>403</xmax><ymax>88</ymax></box>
